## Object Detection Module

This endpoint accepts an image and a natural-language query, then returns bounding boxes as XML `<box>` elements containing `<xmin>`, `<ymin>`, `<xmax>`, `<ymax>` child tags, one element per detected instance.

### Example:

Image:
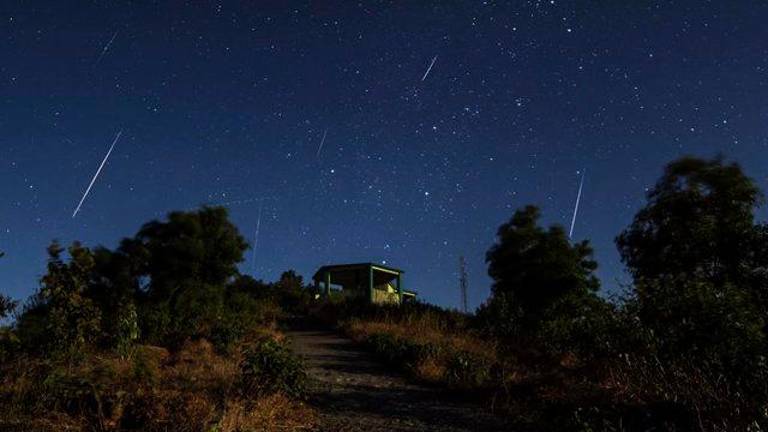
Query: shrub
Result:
<box><xmin>484</xmin><ymin>205</ymin><xmax>600</xmax><ymax>336</ymax></box>
<box><xmin>17</xmin><ymin>242</ymin><xmax>103</xmax><ymax>358</ymax></box>
<box><xmin>0</xmin><ymin>294</ymin><xmax>17</xmax><ymax>319</ymax></box>
<box><xmin>0</xmin><ymin>327</ymin><xmax>19</xmax><ymax>364</ymax></box>
<box><xmin>345</xmin><ymin>314</ymin><xmax>498</xmax><ymax>391</ymax></box>
<box><xmin>130</xmin><ymin>347</ymin><xmax>162</xmax><ymax>387</ymax></box>
<box><xmin>537</xmin><ymin>293</ymin><xmax>621</xmax><ymax>362</ymax></box>
<box><xmin>444</xmin><ymin>350</ymin><xmax>493</xmax><ymax>389</ymax></box>
<box><xmin>239</xmin><ymin>338</ymin><xmax>307</xmax><ymax>399</ymax></box>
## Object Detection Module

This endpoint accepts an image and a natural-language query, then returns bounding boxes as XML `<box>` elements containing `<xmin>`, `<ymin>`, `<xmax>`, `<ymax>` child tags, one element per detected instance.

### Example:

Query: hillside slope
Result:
<box><xmin>287</xmin><ymin>327</ymin><xmax>511</xmax><ymax>432</ymax></box>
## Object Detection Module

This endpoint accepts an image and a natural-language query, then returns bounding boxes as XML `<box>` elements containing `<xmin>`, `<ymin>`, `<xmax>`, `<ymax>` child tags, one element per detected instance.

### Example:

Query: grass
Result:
<box><xmin>321</xmin><ymin>299</ymin><xmax>766</xmax><ymax>431</ymax></box>
<box><xmin>344</xmin><ymin>318</ymin><xmax>498</xmax><ymax>389</ymax></box>
<box><xmin>0</xmin><ymin>329</ymin><xmax>315</xmax><ymax>432</ymax></box>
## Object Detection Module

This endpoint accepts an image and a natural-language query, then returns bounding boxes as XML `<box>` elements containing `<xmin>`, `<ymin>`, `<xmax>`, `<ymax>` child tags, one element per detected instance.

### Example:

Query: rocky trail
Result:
<box><xmin>286</xmin><ymin>327</ymin><xmax>512</xmax><ymax>432</ymax></box>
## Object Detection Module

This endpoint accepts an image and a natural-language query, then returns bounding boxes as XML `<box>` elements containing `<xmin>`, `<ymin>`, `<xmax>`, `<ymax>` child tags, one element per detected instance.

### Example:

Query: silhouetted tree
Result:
<box><xmin>617</xmin><ymin>156</ymin><xmax>767</xmax><ymax>371</ymax></box>
<box><xmin>277</xmin><ymin>270</ymin><xmax>303</xmax><ymax>291</ymax></box>
<box><xmin>480</xmin><ymin>205</ymin><xmax>600</xmax><ymax>335</ymax></box>
<box><xmin>87</xmin><ymin>247</ymin><xmax>141</xmax><ymax>352</ymax></box>
<box><xmin>128</xmin><ymin>206</ymin><xmax>248</xmax><ymax>301</ymax></box>
<box><xmin>0</xmin><ymin>295</ymin><xmax>15</xmax><ymax>320</ymax></box>
<box><xmin>118</xmin><ymin>206</ymin><xmax>248</xmax><ymax>346</ymax></box>
<box><xmin>16</xmin><ymin>242</ymin><xmax>101</xmax><ymax>357</ymax></box>
<box><xmin>0</xmin><ymin>251</ymin><xmax>13</xmax><ymax>319</ymax></box>
<box><xmin>228</xmin><ymin>274</ymin><xmax>273</xmax><ymax>299</ymax></box>
<box><xmin>617</xmin><ymin>156</ymin><xmax>760</xmax><ymax>286</ymax></box>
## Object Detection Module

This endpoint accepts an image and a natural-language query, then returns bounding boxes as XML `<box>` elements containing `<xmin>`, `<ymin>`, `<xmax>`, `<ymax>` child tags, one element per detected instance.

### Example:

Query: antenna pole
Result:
<box><xmin>459</xmin><ymin>256</ymin><xmax>469</xmax><ymax>313</ymax></box>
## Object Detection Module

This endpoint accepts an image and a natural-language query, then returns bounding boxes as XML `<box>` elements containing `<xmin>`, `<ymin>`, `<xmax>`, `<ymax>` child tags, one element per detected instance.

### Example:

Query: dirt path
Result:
<box><xmin>286</xmin><ymin>327</ymin><xmax>512</xmax><ymax>432</ymax></box>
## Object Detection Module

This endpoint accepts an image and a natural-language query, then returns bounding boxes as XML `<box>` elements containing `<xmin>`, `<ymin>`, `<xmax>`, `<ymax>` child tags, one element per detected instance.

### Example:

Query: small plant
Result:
<box><xmin>445</xmin><ymin>350</ymin><xmax>493</xmax><ymax>389</ymax></box>
<box><xmin>239</xmin><ymin>338</ymin><xmax>307</xmax><ymax>399</ymax></box>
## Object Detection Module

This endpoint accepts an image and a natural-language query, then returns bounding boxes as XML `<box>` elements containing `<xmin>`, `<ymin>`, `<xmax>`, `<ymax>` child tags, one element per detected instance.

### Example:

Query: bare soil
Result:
<box><xmin>286</xmin><ymin>327</ymin><xmax>513</xmax><ymax>432</ymax></box>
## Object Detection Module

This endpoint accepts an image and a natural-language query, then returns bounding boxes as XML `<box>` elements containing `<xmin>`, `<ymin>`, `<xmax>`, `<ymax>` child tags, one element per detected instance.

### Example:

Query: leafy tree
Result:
<box><xmin>16</xmin><ymin>242</ymin><xmax>101</xmax><ymax>356</ymax></box>
<box><xmin>481</xmin><ymin>205</ymin><xmax>600</xmax><ymax>335</ymax></box>
<box><xmin>0</xmin><ymin>248</ymin><xmax>18</xmax><ymax>359</ymax></box>
<box><xmin>119</xmin><ymin>206</ymin><xmax>248</xmax><ymax>345</ymax></box>
<box><xmin>210</xmin><ymin>275</ymin><xmax>281</xmax><ymax>353</ymax></box>
<box><xmin>275</xmin><ymin>270</ymin><xmax>311</xmax><ymax>312</ymax></box>
<box><xmin>616</xmin><ymin>156</ymin><xmax>760</xmax><ymax>287</ymax></box>
<box><xmin>88</xmin><ymin>247</ymin><xmax>141</xmax><ymax>352</ymax></box>
<box><xmin>0</xmin><ymin>295</ymin><xmax>16</xmax><ymax>320</ymax></box>
<box><xmin>228</xmin><ymin>274</ymin><xmax>274</xmax><ymax>300</ymax></box>
<box><xmin>277</xmin><ymin>270</ymin><xmax>303</xmax><ymax>292</ymax></box>
<box><xmin>617</xmin><ymin>156</ymin><xmax>767</xmax><ymax>372</ymax></box>
<box><xmin>538</xmin><ymin>291</ymin><xmax>621</xmax><ymax>359</ymax></box>
<box><xmin>0</xmin><ymin>251</ymin><xmax>14</xmax><ymax>319</ymax></box>
<box><xmin>128</xmin><ymin>206</ymin><xmax>248</xmax><ymax>299</ymax></box>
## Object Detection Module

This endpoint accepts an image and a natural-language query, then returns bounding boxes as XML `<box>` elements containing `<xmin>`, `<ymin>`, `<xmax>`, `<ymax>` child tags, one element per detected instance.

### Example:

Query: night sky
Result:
<box><xmin>2</xmin><ymin>1</ymin><xmax>768</xmax><ymax>309</ymax></box>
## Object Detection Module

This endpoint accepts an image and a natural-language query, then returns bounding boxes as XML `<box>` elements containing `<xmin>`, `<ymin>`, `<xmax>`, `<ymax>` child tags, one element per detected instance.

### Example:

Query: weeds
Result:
<box><xmin>0</xmin><ymin>333</ymin><xmax>314</xmax><ymax>431</ymax></box>
<box><xmin>240</xmin><ymin>337</ymin><xmax>307</xmax><ymax>399</ymax></box>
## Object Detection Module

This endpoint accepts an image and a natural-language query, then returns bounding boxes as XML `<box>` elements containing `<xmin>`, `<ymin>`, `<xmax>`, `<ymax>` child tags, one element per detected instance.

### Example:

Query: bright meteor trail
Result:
<box><xmin>569</xmin><ymin>169</ymin><xmax>586</xmax><ymax>239</ymax></box>
<box><xmin>95</xmin><ymin>30</ymin><xmax>119</xmax><ymax>65</ymax></box>
<box><xmin>251</xmin><ymin>202</ymin><xmax>263</xmax><ymax>273</ymax></box>
<box><xmin>316</xmin><ymin>129</ymin><xmax>328</xmax><ymax>158</ymax></box>
<box><xmin>421</xmin><ymin>55</ymin><xmax>438</xmax><ymax>81</ymax></box>
<box><xmin>72</xmin><ymin>130</ymin><xmax>122</xmax><ymax>218</ymax></box>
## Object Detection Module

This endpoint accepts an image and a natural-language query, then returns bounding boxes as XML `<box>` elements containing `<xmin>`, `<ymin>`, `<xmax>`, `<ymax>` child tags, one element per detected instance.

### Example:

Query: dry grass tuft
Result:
<box><xmin>219</xmin><ymin>394</ymin><xmax>316</xmax><ymax>432</ymax></box>
<box><xmin>0</xmin><ymin>333</ymin><xmax>316</xmax><ymax>432</ymax></box>
<box><xmin>344</xmin><ymin>316</ymin><xmax>499</xmax><ymax>388</ymax></box>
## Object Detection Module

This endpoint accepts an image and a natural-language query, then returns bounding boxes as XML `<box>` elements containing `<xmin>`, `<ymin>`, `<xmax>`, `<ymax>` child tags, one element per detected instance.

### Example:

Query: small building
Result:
<box><xmin>312</xmin><ymin>262</ymin><xmax>417</xmax><ymax>305</ymax></box>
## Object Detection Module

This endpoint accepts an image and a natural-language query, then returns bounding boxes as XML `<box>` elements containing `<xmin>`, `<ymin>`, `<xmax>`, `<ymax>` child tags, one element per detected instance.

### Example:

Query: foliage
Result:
<box><xmin>480</xmin><ymin>205</ymin><xmax>601</xmax><ymax>336</ymax></box>
<box><xmin>607</xmin><ymin>156</ymin><xmax>768</xmax><ymax>429</ymax></box>
<box><xmin>629</xmin><ymin>278</ymin><xmax>765</xmax><ymax>371</ymax></box>
<box><xmin>2</xmin><ymin>207</ymin><xmax>315</xmax><ymax>430</ymax></box>
<box><xmin>88</xmin><ymin>247</ymin><xmax>141</xmax><ymax>351</ymax></box>
<box><xmin>617</xmin><ymin>157</ymin><xmax>768</xmax><ymax>384</ymax></box>
<box><xmin>617</xmin><ymin>156</ymin><xmax>761</xmax><ymax>286</ymax></box>
<box><xmin>0</xmin><ymin>294</ymin><xmax>17</xmax><ymax>320</ymax></box>
<box><xmin>0</xmin><ymin>335</ymin><xmax>313</xmax><ymax>431</ymax></box>
<box><xmin>6</xmin><ymin>155</ymin><xmax>768</xmax><ymax>431</ymax></box>
<box><xmin>115</xmin><ymin>301</ymin><xmax>140</xmax><ymax>358</ymax></box>
<box><xmin>17</xmin><ymin>242</ymin><xmax>102</xmax><ymax>357</ymax></box>
<box><xmin>130</xmin><ymin>206</ymin><xmax>248</xmax><ymax>292</ymax></box>
<box><xmin>277</xmin><ymin>269</ymin><xmax>303</xmax><ymax>292</ymax></box>
<box><xmin>537</xmin><ymin>291</ymin><xmax>621</xmax><ymax>360</ymax></box>
<box><xmin>211</xmin><ymin>280</ymin><xmax>283</xmax><ymax>354</ymax></box>
<box><xmin>120</xmin><ymin>206</ymin><xmax>248</xmax><ymax>346</ymax></box>
<box><xmin>239</xmin><ymin>338</ymin><xmax>307</xmax><ymax>399</ymax></box>
<box><xmin>274</xmin><ymin>269</ymin><xmax>315</xmax><ymax>313</ymax></box>
<box><xmin>338</xmin><ymin>301</ymin><xmax>499</xmax><ymax>390</ymax></box>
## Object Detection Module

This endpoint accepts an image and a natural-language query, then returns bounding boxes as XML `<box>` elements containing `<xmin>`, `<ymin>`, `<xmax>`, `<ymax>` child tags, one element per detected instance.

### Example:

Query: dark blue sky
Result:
<box><xmin>2</xmin><ymin>1</ymin><xmax>768</xmax><ymax>309</ymax></box>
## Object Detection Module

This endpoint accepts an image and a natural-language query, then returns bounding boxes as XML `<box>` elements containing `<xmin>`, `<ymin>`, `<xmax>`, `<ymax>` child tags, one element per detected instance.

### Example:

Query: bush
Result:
<box><xmin>239</xmin><ymin>338</ymin><xmax>307</xmax><ymax>399</ymax></box>
<box><xmin>17</xmin><ymin>242</ymin><xmax>103</xmax><ymax>358</ymax></box>
<box><xmin>344</xmin><ymin>311</ymin><xmax>499</xmax><ymax>391</ymax></box>
<box><xmin>537</xmin><ymin>293</ymin><xmax>622</xmax><ymax>361</ymax></box>
<box><xmin>0</xmin><ymin>327</ymin><xmax>19</xmax><ymax>364</ymax></box>
<box><xmin>444</xmin><ymin>350</ymin><xmax>493</xmax><ymax>389</ymax></box>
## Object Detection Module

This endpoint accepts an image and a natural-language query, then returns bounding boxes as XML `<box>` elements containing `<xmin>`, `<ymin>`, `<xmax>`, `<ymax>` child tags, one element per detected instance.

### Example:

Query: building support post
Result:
<box><xmin>325</xmin><ymin>271</ymin><xmax>331</xmax><ymax>297</ymax></box>
<box><xmin>397</xmin><ymin>273</ymin><xmax>403</xmax><ymax>304</ymax></box>
<box><xmin>368</xmin><ymin>266</ymin><xmax>374</xmax><ymax>303</ymax></box>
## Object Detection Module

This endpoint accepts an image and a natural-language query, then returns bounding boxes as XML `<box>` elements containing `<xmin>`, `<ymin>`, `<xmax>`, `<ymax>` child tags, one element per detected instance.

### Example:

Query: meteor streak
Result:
<box><xmin>72</xmin><ymin>130</ymin><xmax>122</xmax><ymax>218</ymax></box>
<box><xmin>421</xmin><ymin>55</ymin><xmax>438</xmax><ymax>81</ymax></box>
<box><xmin>569</xmin><ymin>169</ymin><xmax>586</xmax><ymax>239</ymax></box>
<box><xmin>252</xmin><ymin>202</ymin><xmax>263</xmax><ymax>273</ymax></box>
<box><xmin>95</xmin><ymin>30</ymin><xmax>119</xmax><ymax>65</ymax></box>
<box><xmin>316</xmin><ymin>129</ymin><xmax>328</xmax><ymax>158</ymax></box>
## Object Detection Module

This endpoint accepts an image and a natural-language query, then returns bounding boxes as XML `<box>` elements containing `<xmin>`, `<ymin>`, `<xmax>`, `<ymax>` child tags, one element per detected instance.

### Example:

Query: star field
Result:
<box><xmin>2</xmin><ymin>1</ymin><xmax>768</xmax><ymax>309</ymax></box>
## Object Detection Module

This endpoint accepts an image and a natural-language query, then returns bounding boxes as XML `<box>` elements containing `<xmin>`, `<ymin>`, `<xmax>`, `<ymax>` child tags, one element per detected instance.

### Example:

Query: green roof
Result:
<box><xmin>311</xmin><ymin>262</ymin><xmax>405</xmax><ymax>281</ymax></box>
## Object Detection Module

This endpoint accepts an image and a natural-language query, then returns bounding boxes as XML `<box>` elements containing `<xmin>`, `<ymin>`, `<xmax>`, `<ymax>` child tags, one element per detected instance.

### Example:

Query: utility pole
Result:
<box><xmin>459</xmin><ymin>256</ymin><xmax>469</xmax><ymax>313</ymax></box>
